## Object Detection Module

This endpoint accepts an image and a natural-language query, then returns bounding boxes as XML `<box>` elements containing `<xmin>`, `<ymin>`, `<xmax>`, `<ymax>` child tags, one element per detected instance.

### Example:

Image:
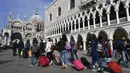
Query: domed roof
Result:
<box><xmin>30</xmin><ymin>10</ymin><xmax>43</xmax><ymax>25</ymax></box>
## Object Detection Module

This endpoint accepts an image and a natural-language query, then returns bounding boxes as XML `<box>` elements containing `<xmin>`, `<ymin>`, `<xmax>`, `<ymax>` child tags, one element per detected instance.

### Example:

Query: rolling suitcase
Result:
<box><xmin>39</xmin><ymin>55</ymin><xmax>49</xmax><ymax>67</ymax></box>
<box><xmin>73</xmin><ymin>60</ymin><xmax>84</xmax><ymax>71</ymax></box>
<box><xmin>107</xmin><ymin>61</ymin><xmax>122</xmax><ymax>73</ymax></box>
<box><xmin>80</xmin><ymin>57</ymin><xmax>91</xmax><ymax>69</ymax></box>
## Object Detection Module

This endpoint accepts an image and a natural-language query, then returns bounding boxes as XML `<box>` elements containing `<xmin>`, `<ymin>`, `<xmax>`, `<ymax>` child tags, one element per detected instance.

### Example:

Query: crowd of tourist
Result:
<box><xmin>10</xmin><ymin>33</ymin><xmax>130</xmax><ymax>73</ymax></box>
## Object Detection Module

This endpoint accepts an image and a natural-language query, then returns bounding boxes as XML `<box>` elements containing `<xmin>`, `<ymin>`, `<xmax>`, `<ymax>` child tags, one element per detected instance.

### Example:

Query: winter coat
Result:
<box><xmin>90</xmin><ymin>40</ymin><xmax>99</xmax><ymax>56</ymax></box>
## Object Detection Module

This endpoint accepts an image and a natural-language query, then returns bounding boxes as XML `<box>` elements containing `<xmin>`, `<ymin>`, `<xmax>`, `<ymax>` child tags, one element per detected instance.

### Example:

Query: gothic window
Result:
<box><xmin>70</xmin><ymin>0</ymin><xmax>75</xmax><ymax>9</ymax></box>
<box><xmin>102</xmin><ymin>9</ymin><xmax>107</xmax><ymax>22</ymax></box>
<box><xmin>58</xmin><ymin>7</ymin><xmax>61</xmax><ymax>16</ymax></box>
<box><xmin>119</xmin><ymin>2</ymin><xmax>126</xmax><ymax>18</ymax></box>
<box><xmin>50</xmin><ymin>13</ymin><xmax>52</xmax><ymax>21</ymax></box>
<box><xmin>85</xmin><ymin>16</ymin><xmax>88</xmax><ymax>26</ymax></box>
<box><xmin>95</xmin><ymin>11</ymin><xmax>100</xmax><ymax>24</ymax></box>
<box><xmin>110</xmin><ymin>6</ymin><xmax>116</xmax><ymax>20</ymax></box>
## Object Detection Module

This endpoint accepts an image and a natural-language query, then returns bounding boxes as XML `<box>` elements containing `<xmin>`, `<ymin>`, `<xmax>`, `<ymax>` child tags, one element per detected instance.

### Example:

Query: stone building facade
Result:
<box><xmin>2</xmin><ymin>10</ymin><xmax>44</xmax><ymax>46</ymax></box>
<box><xmin>45</xmin><ymin>0</ymin><xmax>130</xmax><ymax>52</ymax></box>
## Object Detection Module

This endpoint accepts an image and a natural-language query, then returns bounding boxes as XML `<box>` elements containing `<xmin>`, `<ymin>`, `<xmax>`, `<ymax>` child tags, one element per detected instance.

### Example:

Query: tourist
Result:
<box><xmin>117</xmin><ymin>36</ymin><xmax>128</xmax><ymax>68</ymax></box>
<box><xmin>70</xmin><ymin>37</ymin><xmax>76</xmax><ymax>61</ymax></box>
<box><xmin>90</xmin><ymin>34</ymin><xmax>103</xmax><ymax>73</ymax></box>
<box><xmin>23</xmin><ymin>40</ymin><xmax>31</xmax><ymax>58</ymax></box>
<box><xmin>30</xmin><ymin>38</ymin><xmax>39</xmax><ymax>66</ymax></box>
<box><xmin>39</xmin><ymin>39</ymin><xmax>46</xmax><ymax>54</ymax></box>
<box><xmin>12</xmin><ymin>40</ymin><xmax>17</xmax><ymax>56</ymax></box>
<box><xmin>18</xmin><ymin>39</ymin><xmax>24</xmax><ymax>57</ymax></box>
<box><xmin>59</xmin><ymin>34</ymin><xmax>68</xmax><ymax>69</ymax></box>
<box><xmin>45</xmin><ymin>38</ymin><xmax>54</xmax><ymax>65</ymax></box>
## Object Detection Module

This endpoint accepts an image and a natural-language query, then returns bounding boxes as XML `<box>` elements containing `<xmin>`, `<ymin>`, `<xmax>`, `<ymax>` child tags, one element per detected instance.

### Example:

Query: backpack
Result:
<box><xmin>65</xmin><ymin>42</ymin><xmax>71</xmax><ymax>50</ymax></box>
<box><xmin>50</xmin><ymin>44</ymin><xmax>54</xmax><ymax>51</ymax></box>
<box><xmin>32</xmin><ymin>44</ymin><xmax>38</xmax><ymax>53</ymax></box>
<box><xmin>97</xmin><ymin>43</ymin><xmax>103</xmax><ymax>52</ymax></box>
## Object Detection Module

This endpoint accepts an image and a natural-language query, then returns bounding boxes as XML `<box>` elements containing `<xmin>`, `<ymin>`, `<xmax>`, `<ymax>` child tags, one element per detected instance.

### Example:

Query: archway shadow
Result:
<box><xmin>0</xmin><ymin>59</ymin><xmax>14</xmax><ymax>65</ymax></box>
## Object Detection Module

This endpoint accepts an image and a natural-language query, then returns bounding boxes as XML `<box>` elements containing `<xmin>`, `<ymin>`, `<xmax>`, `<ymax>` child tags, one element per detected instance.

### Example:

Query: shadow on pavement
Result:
<box><xmin>103</xmin><ymin>66</ymin><xmax>115</xmax><ymax>73</ymax></box>
<box><xmin>0</xmin><ymin>60</ymin><xmax>14</xmax><ymax>65</ymax></box>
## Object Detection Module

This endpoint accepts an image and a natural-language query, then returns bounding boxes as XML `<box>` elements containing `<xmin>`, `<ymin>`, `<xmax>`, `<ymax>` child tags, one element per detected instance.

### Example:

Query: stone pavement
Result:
<box><xmin>0</xmin><ymin>49</ymin><xmax>130</xmax><ymax>73</ymax></box>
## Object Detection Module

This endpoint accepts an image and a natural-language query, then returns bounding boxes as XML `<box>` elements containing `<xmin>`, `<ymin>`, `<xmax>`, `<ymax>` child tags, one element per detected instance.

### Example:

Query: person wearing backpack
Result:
<box><xmin>90</xmin><ymin>34</ymin><xmax>103</xmax><ymax>73</ymax></box>
<box><xmin>70</xmin><ymin>37</ymin><xmax>76</xmax><ymax>62</ymax></box>
<box><xmin>117</xmin><ymin>36</ymin><xmax>128</xmax><ymax>68</ymax></box>
<box><xmin>45</xmin><ymin>38</ymin><xmax>54</xmax><ymax>65</ymax></box>
<box><xmin>30</xmin><ymin>43</ymin><xmax>38</xmax><ymax>66</ymax></box>
<box><xmin>59</xmin><ymin>34</ymin><xmax>68</xmax><ymax>69</ymax></box>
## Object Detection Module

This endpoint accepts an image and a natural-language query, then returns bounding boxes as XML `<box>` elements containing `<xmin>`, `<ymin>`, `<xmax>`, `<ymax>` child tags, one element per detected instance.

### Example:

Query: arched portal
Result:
<box><xmin>4</xmin><ymin>32</ymin><xmax>9</xmax><ymax>46</ymax></box>
<box><xmin>11</xmin><ymin>32</ymin><xmax>22</xmax><ymax>40</ymax></box>
<box><xmin>77</xmin><ymin>34</ymin><xmax>83</xmax><ymax>50</ymax></box>
<box><xmin>113</xmin><ymin>27</ymin><xmax>128</xmax><ymax>42</ymax></box>
<box><xmin>98</xmin><ymin>31</ymin><xmax>108</xmax><ymax>41</ymax></box>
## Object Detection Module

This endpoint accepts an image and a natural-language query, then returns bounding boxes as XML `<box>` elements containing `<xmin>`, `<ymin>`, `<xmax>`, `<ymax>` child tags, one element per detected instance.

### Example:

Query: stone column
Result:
<box><xmin>83</xmin><ymin>41</ymin><xmax>86</xmax><ymax>51</ymax></box>
<box><xmin>60</xmin><ymin>25</ymin><xmax>62</xmax><ymax>34</ymax></box>
<box><xmin>115</xmin><ymin>9</ymin><xmax>120</xmax><ymax>24</ymax></box>
<box><xmin>93</xmin><ymin>17</ymin><xmax>96</xmax><ymax>28</ymax></box>
<box><xmin>82</xmin><ymin>18</ymin><xmax>85</xmax><ymax>30</ymax></box>
<box><xmin>109</xmin><ymin>39</ymin><xmax>113</xmax><ymax>52</ymax></box>
<box><xmin>125</xmin><ymin>5</ymin><xmax>130</xmax><ymax>21</ymax></box>
<box><xmin>67</xmin><ymin>22</ymin><xmax>69</xmax><ymax>31</ymax></box>
<box><xmin>78</xmin><ymin>19</ymin><xmax>80</xmax><ymax>31</ymax></box>
<box><xmin>65</xmin><ymin>23</ymin><xmax>67</xmax><ymax>31</ymax></box>
<box><xmin>74</xmin><ymin>20</ymin><xmax>76</xmax><ymax>32</ymax></box>
<box><xmin>107</xmin><ymin>12</ymin><xmax>111</xmax><ymax>26</ymax></box>
<box><xmin>71</xmin><ymin>21</ymin><xmax>73</xmax><ymax>33</ymax></box>
<box><xmin>87</xmin><ymin>19</ymin><xmax>90</xmax><ymax>29</ymax></box>
<box><xmin>99</xmin><ymin>15</ymin><xmax>103</xmax><ymax>27</ymax></box>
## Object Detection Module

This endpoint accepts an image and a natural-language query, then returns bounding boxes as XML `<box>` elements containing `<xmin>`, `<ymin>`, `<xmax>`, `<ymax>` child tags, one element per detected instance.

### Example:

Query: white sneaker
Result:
<box><xmin>30</xmin><ymin>64</ymin><xmax>33</xmax><ymax>66</ymax></box>
<box><xmin>49</xmin><ymin>61</ymin><xmax>53</xmax><ymax>65</ymax></box>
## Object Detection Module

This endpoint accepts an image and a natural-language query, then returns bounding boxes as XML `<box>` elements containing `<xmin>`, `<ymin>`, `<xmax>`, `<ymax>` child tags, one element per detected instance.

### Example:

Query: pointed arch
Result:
<box><xmin>119</xmin><ymin>1</ymin><xmax>126</xmax><ymax>18</ymax></box>
<box><xmin>110</xmin><ymin>5</ymin><xmax>116</xmax><ymax>20</ymax></box>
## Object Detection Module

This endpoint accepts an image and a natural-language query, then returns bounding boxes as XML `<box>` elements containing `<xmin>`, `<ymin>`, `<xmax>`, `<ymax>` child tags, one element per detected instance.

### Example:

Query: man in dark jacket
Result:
<box><xmin>39</xmin><ymin>40</ymin><xmax>45</xmax><ymax>54</ymax></box>
<box><xmin>117</xmin><ymin>36</ymin><xmax>128</xmax><ymax>68</ymax></box>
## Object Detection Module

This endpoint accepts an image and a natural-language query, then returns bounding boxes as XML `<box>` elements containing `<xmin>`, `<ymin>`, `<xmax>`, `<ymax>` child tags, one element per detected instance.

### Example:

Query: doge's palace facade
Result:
<box><xmin>45</xmin><ymin>0</ymin><xmax>130</xmax><ymax>52</ymax></box>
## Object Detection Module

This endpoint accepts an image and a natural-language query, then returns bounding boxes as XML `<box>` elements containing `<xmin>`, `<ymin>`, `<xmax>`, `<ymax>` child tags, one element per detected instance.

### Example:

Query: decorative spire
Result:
<box><xmin>8</xmin><ymin>9</ymin><xmax>12</xmax><ymax>21</ymax></box>
<box><xmin>24</xmin><ymin>14</ymin><xmax>26</xmax><ymax>21</ymax></box>
<box><xmin>36</xmin><ymin>8</ymin><xmax>38</xmax><ymax>15</ymax></box>
<box><xmin>17</xmin><ymin>14</ymin><xmax>20</xmax><ymax>19</ymax></box>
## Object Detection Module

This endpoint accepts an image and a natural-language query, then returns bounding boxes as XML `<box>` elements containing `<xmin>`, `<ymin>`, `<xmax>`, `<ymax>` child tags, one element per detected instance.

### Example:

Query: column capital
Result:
<box><xmin>124</xmin><ymin>5</ymin><xmax>129</xmax><ymax>8</ymax></box>
<box><xmin>115</xmin><ymin>9</ymin><xmax>119</xmax><ymax>12</ymax></box>
<box><xmin>92</xmin><ymin>16</ymin><xmax>96</xmax><ymax>19</ymax></box>
<box><xmin>106</xmin><ymin>12</ymin><xmax>110</xmax><ymax>14</ymax></box>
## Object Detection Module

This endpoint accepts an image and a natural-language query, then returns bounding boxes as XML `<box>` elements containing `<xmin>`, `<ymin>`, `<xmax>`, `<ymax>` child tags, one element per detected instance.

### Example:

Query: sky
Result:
<box><xmin>0</xmin><ymin>0</ymin><xmax>53</xmax><ymax>31</ymax></box>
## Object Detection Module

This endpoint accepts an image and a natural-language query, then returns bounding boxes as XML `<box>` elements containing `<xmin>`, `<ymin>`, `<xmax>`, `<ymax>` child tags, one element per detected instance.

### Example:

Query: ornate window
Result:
<box><xmin>50</xmin><ymin>13</ymin><xmax>52</xmax><ymax>21</ymax></box>
<box><xmin>70</xmin><ymin>0</ymin><xmax>75</xmax><ymax>9</ymax></box>
<box><xmin>58</xmin><ymin>7</ymin><xmax>61</xmax><ymax>16</ymax></box>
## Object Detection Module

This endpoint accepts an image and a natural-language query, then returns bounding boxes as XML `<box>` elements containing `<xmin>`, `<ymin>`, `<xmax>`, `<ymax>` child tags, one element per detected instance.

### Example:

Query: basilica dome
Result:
<box><xmin>30</xmin><ymin>11</ymin><xmax>43</xmax><ymax>25</ymax></box>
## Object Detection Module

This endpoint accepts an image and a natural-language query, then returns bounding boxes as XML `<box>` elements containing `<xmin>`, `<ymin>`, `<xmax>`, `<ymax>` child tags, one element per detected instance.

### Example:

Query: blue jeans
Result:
<box><xmin>92</xmin><ymin>55</ymin><xmax>103</xmax><ymax>69</ymax></box>
<box><xmin>71</xmin><ymin>46</ymin><xmax>76</xmax><ymax>60</ymax></box>
<box><xmin>31</xmin><ymin>53</ymin><xmax>37</xmax><ymax>65</ymax></box>
<box><xmin>105</xmin><ymin>49</ymin><xmax>109</xmax><ymax>59</ymax></box>
<box><xmin>112</xmin><ymin>50</ymin><xmax>117</xmax><ymax>59</ymax></box>
<box><xmin>117</xmin><ymin>51</ymin><xmax>127</xmax><ymax>67</ymax></box>
<box><xmin>60</xmin><ymin>50</ymin><xmax>67</xmax><ymax>65</ymax></box>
